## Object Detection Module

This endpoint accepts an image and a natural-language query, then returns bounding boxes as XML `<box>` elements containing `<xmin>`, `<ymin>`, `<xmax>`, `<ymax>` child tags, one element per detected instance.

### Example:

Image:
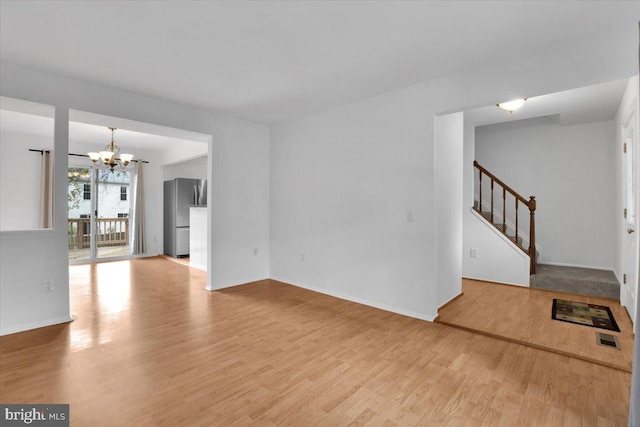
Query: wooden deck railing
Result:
<box><xmin>473</xmin><ymin>161</ymin><xmax>537</xmax><ymax>275</ymax></box>
<box><xmin>68</xmin><ymin>217</ymin><xmax>129</xmax><ymax>249</ymax></box>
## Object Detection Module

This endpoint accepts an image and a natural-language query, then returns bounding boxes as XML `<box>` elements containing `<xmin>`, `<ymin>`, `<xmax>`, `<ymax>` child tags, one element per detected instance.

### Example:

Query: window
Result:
<box><xmin>83</xmin><ymin>184</ymin><xmax>91</xmax><ymax>200</ymax></box>
<box><xmin>117</xmin><ymin>213</ymin><xmax>128</xmax><ymax>218</ymax></box>
<box><xmin>120</xmin><ymin>186</ymin><xmax>127</xmax><ymax>201</ymax></box>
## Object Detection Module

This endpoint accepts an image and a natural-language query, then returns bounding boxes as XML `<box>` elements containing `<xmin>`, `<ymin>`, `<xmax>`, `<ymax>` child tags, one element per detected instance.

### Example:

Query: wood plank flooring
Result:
<box><xmin>437</xmin><ymin>279</ymin><xmax>634</xmax><ymax>372</ymax></box>
<box><xmin>0</xmin><ymin>258</ymin><xmax>631</xmax><ymax>425</ymax></box>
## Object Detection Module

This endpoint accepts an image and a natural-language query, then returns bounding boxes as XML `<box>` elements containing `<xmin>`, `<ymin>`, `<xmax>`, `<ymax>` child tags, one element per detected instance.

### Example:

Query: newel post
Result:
<box><xmin>528</xmin><ymin>196</ymin><xmax>536</xmax><ymax>275</ymax></box>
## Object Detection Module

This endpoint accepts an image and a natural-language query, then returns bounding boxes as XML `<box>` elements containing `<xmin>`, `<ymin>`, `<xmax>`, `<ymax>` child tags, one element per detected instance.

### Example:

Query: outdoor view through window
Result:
<box><xmin>67</xmin><ymin>167</ymin><xmax>131</xmax><ymax>261</ymax></box>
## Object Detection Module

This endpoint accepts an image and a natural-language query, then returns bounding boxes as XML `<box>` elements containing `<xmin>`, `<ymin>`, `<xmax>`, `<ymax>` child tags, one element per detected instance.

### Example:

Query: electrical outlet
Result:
<box><xmin>470</xmin><ymin>248</ymin><xmax>478</xmax><ymax>258</ymax></box>
<box><xmin>253</xmin><ymin>247</ymin><xmax>258</xmax><ymax>256</ymax></box>
<box><xmin>300</xmin><ymin>252</ymin><xmax>306</xmax><ymax>262</ymax></box>
<box><xmin>406</xmin><ymin>210</ymin><xmax>414</xmax><ymax>222</ymax></box>
<box><xmin>42</xmin><ymin>277</ymin><xmax>55</xmax><ymax>292</ymax></box>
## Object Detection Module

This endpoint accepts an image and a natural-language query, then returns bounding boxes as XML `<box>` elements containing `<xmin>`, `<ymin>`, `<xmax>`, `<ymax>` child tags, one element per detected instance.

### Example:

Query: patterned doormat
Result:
<box><xmin>551</xmin><ymin>299</ymin><xmax>620</xmax><ymax>332</ymax></box>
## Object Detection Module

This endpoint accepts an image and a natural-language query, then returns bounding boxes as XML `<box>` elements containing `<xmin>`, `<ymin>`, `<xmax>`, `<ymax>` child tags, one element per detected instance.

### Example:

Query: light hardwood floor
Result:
<box><xmin>0</xmin><ymin>258</ymin><xmax>631</xmax><ymax>425</ymax></box>
<box><xmin>437</xmin><ymin>279</ymin><xmax>634</xmax><ymax>373</ymax></box>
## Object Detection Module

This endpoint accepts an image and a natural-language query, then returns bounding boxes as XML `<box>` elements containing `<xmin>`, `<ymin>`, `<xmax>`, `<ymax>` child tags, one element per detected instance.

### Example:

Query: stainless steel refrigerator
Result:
<box><xmin>163</xmin><ymin>178</ymin><xmax>203</xmax><ymax>257</ymax></box>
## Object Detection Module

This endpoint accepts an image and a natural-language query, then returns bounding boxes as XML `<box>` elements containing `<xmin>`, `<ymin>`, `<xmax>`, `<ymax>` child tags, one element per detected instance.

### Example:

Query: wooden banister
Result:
<box><xmin>528</xmin><ymin>196</ymin><xmax>536</xmax><ymax>275</ymax></box>
<box><xmin>473</xmin><ymin>160</ymin><xmax>537</xmax><ymax>275</ymax></box>
<box><xmin>474</xmin><ymin>161</ymin><xmax>531</xmax><ymax>205</ymax></box>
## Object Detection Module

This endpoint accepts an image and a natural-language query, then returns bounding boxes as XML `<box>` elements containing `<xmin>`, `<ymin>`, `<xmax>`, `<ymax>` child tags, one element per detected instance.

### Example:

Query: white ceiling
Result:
<box><xmin>0</xmin><ymin>105</ymin><xmax>208</xmax><ymax>160</ymax></box>
<box><xmin>466</xmin><ymin>78</ymin><xmax>631</xmax><ymax>127</ymax></box>
<box><xmin>67</xmin><ymin>122</ymin><xmax>205</xmax><ymax>154</ymax></box>
<box><xmin>1</xmin><ymin>1</ymin><xmax>638</xmax><ymax>124</ymax></box>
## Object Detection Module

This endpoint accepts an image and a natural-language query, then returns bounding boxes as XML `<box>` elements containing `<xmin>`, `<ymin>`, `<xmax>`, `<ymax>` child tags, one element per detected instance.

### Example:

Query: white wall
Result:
<box><xmin>270</xmin><ymin>88</ymin><xmax>438</xmax><ymax>320</ymax></box>
<box><xmin>464</xmin><ymin>209</ymin><xmax>531</xmax><ymax>286</ymax></box>
<box><xmin>270</xmin><ymin>27</ymin><xmax>636</xmax><ymax>321</ymax></box>
<box><xmin>159</xmin><ymin>140</ymin><xmax>208</xmax><ymax>166</ymax></box>
<box><xmin>614</xmin><ymin>75</ymin><xmax>639</xmax><ymax>323</ymax></box>
<box><xmin>0</xmin><ymin>130</ymin><xmax>53</xmax><ymax>230</ymax></box>
<box><xmin>0</xmin><ymin>108</ymin><xmax>72</xmax><ymax>335</ymax></box>
<box><xmin>475</xmin><ymin>117</ymin><xmax>615</xmax><ymax>269</ymax></box>
<box><xmin>435</xmin><ymin>112</ymin><xmax>464</xmax><ymax>306</ymax></box>
<box><xmin>0</xmin><ymin>61</ymin><xmax>270</xmax><ymax>335</ymax></box>
<box><xmin>163</xmin><ymin>155</ymin><xmax>208</xmax><ymax>181</ymax></box>
<box><xmin>462</xmin><ymin>123</ymin><xmax>530</xmax><ymax>286</ymax></box>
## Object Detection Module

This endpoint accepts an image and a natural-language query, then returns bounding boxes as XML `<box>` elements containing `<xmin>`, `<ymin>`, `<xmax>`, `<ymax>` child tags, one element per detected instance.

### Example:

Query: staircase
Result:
<box><xmin>473</xmin><ymin>202</ymin><xmax>524</xmax><ymax>246</ymax></box>
<box><xmin>473</xmin><ymin>161</ymin><xmax>537</xmax><ymax>274</ymax></box>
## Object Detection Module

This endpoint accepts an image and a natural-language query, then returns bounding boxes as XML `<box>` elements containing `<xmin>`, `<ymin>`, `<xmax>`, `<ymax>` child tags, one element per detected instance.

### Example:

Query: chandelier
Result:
<box><xmin>88</xmin><ymin>127</ymin><xmax>134</xmax><ymax>172</ymax></box>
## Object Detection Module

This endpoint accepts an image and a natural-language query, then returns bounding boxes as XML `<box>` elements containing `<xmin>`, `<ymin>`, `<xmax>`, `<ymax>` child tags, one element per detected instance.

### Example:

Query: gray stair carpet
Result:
<box><xmin>529</xmin><ymin>264</ymin><xmax>620</xmax><ymax>300</ymax></box>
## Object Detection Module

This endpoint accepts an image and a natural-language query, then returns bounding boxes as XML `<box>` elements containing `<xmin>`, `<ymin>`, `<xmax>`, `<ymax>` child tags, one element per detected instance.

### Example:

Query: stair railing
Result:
<box><xmin>473</xmin><ymin>160</ymin><xmax>537</xmax><ymax>275</ymax></box>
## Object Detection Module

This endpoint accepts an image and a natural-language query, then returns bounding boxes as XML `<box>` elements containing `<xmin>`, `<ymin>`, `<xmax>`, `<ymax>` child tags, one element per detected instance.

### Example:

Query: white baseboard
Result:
<box><xmin>619</xmin><ymin>285</ymin><xmax>636</xmax><ymax>327</ymax></box>
<box><xmin>538</xmin><ymin>261</ymin><xmax>613</xmax><ymax>271</ymax></box>
<box><xmin>462</xmin><ymin>275</ymin><xmax>530</xmax><ymax>287</ymax></box>
<box><xmin>0</xmin><ymin>314</ymin><xmax>74</xmax><ymax>336</ymax></box>
<box><xmin>69</xmin><ymin>252</ymin><xmax>159</xmax><ymax>265</ymax></box>
<box><xmin>438</xmin><ymin>291</ymin><xmax>463</xmax><ymax>309</ymax></box>
<box><xmin>204</xmin><ymin>276</ymin><xmax>269</xmax><ymax>291</ymax></box>
<box><xmin>271</xmin><ymin>276</ymin><xmax>437</xmax><ymax>322</ymax></box>
<box><xmin>189</xmin><ymin>262</ymin><xmax>207</xmax><ymax>272</ymax></box>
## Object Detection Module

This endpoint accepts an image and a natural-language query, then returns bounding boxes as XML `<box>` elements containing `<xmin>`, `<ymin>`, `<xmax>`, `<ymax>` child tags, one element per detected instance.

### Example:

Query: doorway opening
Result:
<box><xmin>67</xmin><ymin>166</ymin><xmax>133</xmax><ymax>261</ymax></box>
<box><xmin>67</xmin><ymin>109</ymin><xmax>210</xmax><ymax>265</ymax></box>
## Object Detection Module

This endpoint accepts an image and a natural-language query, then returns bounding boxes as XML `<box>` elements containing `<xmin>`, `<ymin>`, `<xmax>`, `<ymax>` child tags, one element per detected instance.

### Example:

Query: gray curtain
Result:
<box><xmin>132</xmin><ymin>160</ymin><xmax>146</xmax><ymax>254</ymax></box>
<box><xmin>39</xmin><ymin>150</ymin><xmax>53</xmax><ymax>228</ymax></box>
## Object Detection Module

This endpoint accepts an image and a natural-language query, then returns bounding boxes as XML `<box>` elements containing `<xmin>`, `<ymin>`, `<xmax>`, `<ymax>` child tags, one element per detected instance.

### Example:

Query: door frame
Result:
<box><xmin>68</xmin><ymin>163</ymin><xmax>135</xmax><ymax>265</ymax></box>
<box><xmin>621</xmin><ymin>96</ymin><xmax>639</xmax><ymax>331</ymax></box>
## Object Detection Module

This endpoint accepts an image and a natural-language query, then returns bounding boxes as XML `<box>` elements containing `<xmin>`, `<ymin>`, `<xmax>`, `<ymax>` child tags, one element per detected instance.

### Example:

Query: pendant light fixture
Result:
<box><xmin>88</xmin><ymin>127</ymin><xmax>134</xmax><ymax>172</ymax></box>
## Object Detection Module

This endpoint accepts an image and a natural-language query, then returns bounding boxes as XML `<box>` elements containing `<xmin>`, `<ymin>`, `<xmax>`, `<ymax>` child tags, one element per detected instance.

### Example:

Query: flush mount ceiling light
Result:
<box><xmin>88</xmin><ymin>127</ymin><xmax>134</xmax><ymax>172</ymax></box>
<box><xmin>497</xmin><ymin>98</ymin><xmax>527</xmax><ymax>113</ymax></box>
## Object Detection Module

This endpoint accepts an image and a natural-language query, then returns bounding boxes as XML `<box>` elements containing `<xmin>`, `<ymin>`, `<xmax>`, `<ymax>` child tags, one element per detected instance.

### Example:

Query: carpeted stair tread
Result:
<box><xmin>530</xmin><ymin>264</ymin><xmax>620</xmax><ymax>300</ymax></box>
<box><xmin>477</xmin><ymin>209</ymin><xmax>524</xmax><ymax>246</ymax></box>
